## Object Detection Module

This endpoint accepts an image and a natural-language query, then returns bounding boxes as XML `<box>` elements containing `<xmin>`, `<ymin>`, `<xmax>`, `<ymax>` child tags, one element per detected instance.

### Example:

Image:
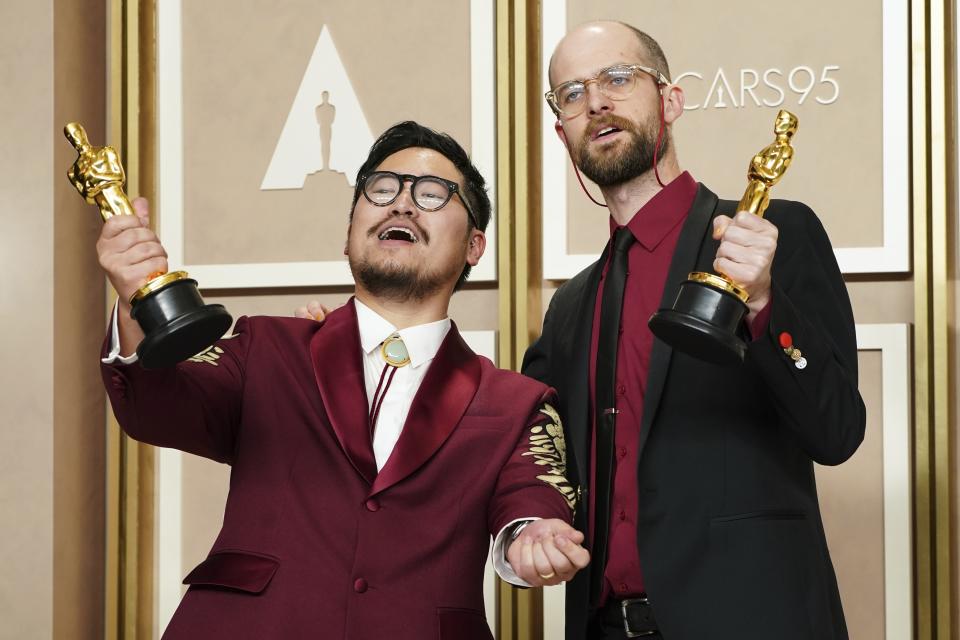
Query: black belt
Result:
<box><xmin>599</xmin><ymin>596</ymin><xmax>659</xmax><ymax>637</ymax></box>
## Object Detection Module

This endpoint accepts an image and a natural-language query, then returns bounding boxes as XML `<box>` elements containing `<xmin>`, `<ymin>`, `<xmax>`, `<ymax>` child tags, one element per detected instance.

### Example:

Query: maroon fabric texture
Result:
<box><xmin>101</xmin><ymin>300</ymin><xmax>570</xmax><ymax>639</ymax></box>
<box><xmin>587</xmin><ymin>171</ymin><xmax>697</xmax><ymax>601</ymax></box>
<box><xmin>436</xmin><ymin>607</ymin><xmax>495</xmax><ymax>640</ymax></box>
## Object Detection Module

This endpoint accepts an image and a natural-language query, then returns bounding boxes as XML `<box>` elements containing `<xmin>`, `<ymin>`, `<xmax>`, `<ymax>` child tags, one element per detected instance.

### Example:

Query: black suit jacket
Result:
<box><xmin>522</xmin><ymin>185</ymin><xmax>865</xmax><ymax>640</ymax></box>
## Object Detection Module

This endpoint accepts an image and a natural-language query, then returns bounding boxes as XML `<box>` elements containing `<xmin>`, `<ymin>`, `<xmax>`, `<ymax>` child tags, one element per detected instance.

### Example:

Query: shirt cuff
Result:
<box><xmin>101</xmin><ymin>302</ymin><xmax>139</xmax><ymax>365</ymax></box>
<box><xmin>748</xmin><ymin>298</ymin><xmax>773</xmax><ymax>341</ymax></box>
<box><xmin>492</xmin><ymin>517</ymin><xmax>539</xmax><ymax>587</ymax></box>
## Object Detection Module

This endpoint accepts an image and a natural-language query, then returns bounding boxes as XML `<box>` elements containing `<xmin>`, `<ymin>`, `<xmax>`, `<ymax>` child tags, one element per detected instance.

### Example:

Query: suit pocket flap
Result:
<box><xmin>183</xmin><ymin>549</ymin><xmax>279</xmax><ymax>594</ymax></box>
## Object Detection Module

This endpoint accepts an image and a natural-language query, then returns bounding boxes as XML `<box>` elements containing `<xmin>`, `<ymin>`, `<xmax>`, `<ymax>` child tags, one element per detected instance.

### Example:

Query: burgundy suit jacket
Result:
<box><xmin>101</xmin><ymin>301</ymin><xmax>573</xmax><ymax>640</ymax></box>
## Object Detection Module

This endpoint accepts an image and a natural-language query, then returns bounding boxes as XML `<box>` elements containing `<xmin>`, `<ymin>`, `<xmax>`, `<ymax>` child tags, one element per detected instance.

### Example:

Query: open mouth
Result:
<box><xmin>592</xmin><ymin>126</ymin><xmax>622</xmax><ymax>141</ymax></box>
<box><xmin>377</xmin><ymin>226</ymin><xmax>418</xmax><ymax>243</ymax></box>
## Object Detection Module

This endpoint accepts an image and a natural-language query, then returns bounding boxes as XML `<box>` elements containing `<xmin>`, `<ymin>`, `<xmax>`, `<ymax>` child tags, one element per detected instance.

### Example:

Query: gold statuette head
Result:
<box><xmin>63</xmin><ymin>122</ymin><xmax>134</xmax><ymax>219</ymax></box>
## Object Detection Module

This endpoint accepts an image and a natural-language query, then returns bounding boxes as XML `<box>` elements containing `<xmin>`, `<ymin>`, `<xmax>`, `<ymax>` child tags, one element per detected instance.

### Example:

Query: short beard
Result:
<box><xmin>574</xmin><ymin>114</ymin><xmax>668</xmax><ymax>187</ymax></box>
<box><xmin>350</xmin><ymin>256</ymin><xmax>449</xmax><ymax>302</ymax></box>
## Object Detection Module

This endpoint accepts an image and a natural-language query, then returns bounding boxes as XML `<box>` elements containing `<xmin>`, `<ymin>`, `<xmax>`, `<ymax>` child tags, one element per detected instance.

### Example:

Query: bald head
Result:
<box><xmin>548</xmin><ymin>21</ymin><xmax>670</xmax><ymax>89</ymax></box>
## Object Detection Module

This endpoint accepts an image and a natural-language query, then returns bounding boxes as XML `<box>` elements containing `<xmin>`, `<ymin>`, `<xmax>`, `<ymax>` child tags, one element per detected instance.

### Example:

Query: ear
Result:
<box><xmin>662</xmin><ymin>84</ymin><xmax>685</xmax><ymax>125</ymax></box>
<box><xmin>554</xmin><ymin>120</ymin><xmax>569</xmax><ymax>149</ymax></box>
<box><xmin>344</xmin><ymin>223</ymin><xmax>351</xmax><ymax>256</ymax></box>
<box><xmin>466</xmin><ymin>229</ymin><xmax>486</xmax><ymax>267</ymax></box>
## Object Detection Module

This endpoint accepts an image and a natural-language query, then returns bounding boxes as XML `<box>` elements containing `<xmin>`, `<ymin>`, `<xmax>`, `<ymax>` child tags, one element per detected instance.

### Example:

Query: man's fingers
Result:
<box><xmin>118</xmin><ymin>257</ymin><xmax>169</xmax><ymax>290</ymax></box>
<box><xmin>715</xmin><ymin>241</ymin><xmax>766</xmax><ymax>267</ymax></box>
<box><xmin>293</xmin><ymin>300</ymin><xmax>329</xmax><ymax>322</ymax></box>
<box><xmin>132</xmin><ymin>197</ymin><xmax>150</xmax><ymax>223</ymax></box>
<box><xmin>306</xmin><ymin>300</ymin><xmax>329</xmax><ymax>321</ymax></box>
<box><xmin>545</xmin><ymin>520</ymin><xmax>585</xmax><ymax>544</ymax></box>
<box><xmin>99</xmin><ymin>226</ymin><xmax>158</xmax><ymax>257</ymax></box>
<box><xmin>532</xmin><ymin>542</ymin><xmax>560</xmax><ymax>585</ymax></box>
<box><xmin>121</xmin><ymin>242</ymin><xmax>168</xmax><ymax>269</ymax></box>
<box><xmin>732</xmin><ymin>210</ymin><xmax>776</xmax><ymax>232</ymax></box>
<box><xmin>718</xmin><ymin>225</ymin><xmax>778</xmax><ymax>253</ymax></box>
<box><xmin>521</xmin><ymin>539</ymin><xmax>535</xmax><ymax>574</ymax></box>
<box><xmin>540</xmin><ymin>536</ymin><xmax>575</xmax><ymax>578</ymax></box>
<box><xmin>714</xmin><ymin>211</ymin><xmax>778</xmax><ymax>241</ymax></box>
<box><xmin>712</xmin><ymin>215</ymin><xmax>733</xmax><ymax>240</ymax></box>
<box><xmin>564</xmin><ymin>527</ymin><xmax>585</xmax><ymax>545</ymax></box>
<box><xmin>556</xmin><ymin>535</ymin><xmax>591</xmax><ymax>569</ymax></box>
<box><xmin>101</xmin><ymin>214</ymin><xmax>145</xmax><ymax>239</ymax></box>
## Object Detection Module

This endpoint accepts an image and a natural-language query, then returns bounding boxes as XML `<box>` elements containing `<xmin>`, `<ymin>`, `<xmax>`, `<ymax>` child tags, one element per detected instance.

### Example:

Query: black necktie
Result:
<box><xmin>591</xmin><ymin>227</ymin><xmax>634</xmax><ymax>603</ymax></box>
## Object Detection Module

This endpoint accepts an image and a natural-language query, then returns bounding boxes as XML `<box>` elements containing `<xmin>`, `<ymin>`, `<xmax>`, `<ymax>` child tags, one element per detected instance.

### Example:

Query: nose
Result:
<box><xmin>390</xmin><ymin>180</ymin><xmax>417</xmax><ymax>216</ymax></box>
<box><xmin>585</xmin><ymin>81</ymin><xmax>612</xmax><ymax>116</ymax></box>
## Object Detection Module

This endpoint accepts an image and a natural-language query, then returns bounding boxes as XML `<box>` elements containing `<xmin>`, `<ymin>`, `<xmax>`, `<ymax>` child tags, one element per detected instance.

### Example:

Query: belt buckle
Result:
<box><xmin>621</xmin><ymin>596</ymin><xmax>655</xmax><ymax>638</ymax></box>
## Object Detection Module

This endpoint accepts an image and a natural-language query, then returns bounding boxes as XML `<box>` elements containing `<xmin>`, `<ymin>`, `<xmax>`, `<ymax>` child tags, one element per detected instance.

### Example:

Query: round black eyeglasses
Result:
<box><xmin>360</xmin><ymin>171</ymin><xmax>479</xmax><ymax>228</ymax></box>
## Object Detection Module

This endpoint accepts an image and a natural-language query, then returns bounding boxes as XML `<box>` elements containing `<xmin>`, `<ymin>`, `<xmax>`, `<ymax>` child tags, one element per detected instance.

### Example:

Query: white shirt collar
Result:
<box><xmin>354</xmin><ymin>298</ymin><xmax>451</xmax><ymax>369</ymax></box>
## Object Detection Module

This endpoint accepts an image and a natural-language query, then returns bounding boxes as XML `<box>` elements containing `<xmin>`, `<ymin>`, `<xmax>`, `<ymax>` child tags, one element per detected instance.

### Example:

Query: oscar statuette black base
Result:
<box><xmin>130</xmin><ymin>277</ymin><xmax>233</xmax><ymax>369</ymax></box>
<box><xmin>648</xmin><ymin>278</ymin><xmax>748</xmax><ymax>366</ymax></box>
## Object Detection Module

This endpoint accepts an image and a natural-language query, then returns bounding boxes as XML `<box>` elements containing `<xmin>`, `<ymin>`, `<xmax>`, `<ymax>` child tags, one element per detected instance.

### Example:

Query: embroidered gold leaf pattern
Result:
<box><xmin>523</xmin><ymin>403</ymin><xmax>576</xmax><ymax>509</ymax></box>
<box><xmin>187</xmin><ymin>345</ymin><xmax>224</xmax><ymax>366</ymax></box>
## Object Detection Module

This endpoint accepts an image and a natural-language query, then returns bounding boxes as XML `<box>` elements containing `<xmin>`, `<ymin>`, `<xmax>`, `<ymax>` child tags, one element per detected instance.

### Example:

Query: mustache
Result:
<box><xmin>586</xmin><ymin>115</ymin><xmax>637</xmax><ymax>138</ymax></box>
<box><xmin>366</xmin><ymin>217</ymin><xmax>430</xmax><ymax>244</ymax></box>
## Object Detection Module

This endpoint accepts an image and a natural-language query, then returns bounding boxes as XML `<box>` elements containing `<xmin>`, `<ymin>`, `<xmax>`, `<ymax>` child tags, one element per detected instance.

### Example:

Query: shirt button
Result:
<box><xmin>365</xmin><ymin>498</ymin><xmax>380</xmax><ymax>512</ymax></box>
<box><xmin>619</xmin><ymin>510</ymin><xmax>626</xmax><ymax>521</ymax></box>
<box><xmin>618</xmin><ymin>446</ymin><xmax>627</xmax><ymax>458</ymax></box>
<box><xmin>616</xmin><ymin>384</ymin><xmax>626</xmax><ymax>395</ymax></box>
<box><xmin>619</xmin><ymin>583</ymin><xmax>629</xmax><ymax>593</ymax></box>
<box><xmin>354</xmin><ymin>578</ymin><xmax>368</xmax><ymax>593</ymax></box>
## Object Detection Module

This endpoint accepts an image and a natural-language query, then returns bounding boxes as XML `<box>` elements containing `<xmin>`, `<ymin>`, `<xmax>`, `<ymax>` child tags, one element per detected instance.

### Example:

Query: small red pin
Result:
<box><xmin>778</xmin><ymin>331</ymin><xmax>807</xmax><ymax>369</ymax></box>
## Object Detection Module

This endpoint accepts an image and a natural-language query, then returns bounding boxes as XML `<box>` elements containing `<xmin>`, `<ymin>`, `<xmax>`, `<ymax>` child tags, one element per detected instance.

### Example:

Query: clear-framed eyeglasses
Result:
<box><xmin>545</xmin><ymin>64</ymin><xmax>670</xmax><ymax>118</ymax></box>
<box><xmin>360</xmin><ymin>170</ymin><xmax>479</xmax><ymax>228</ymax></box>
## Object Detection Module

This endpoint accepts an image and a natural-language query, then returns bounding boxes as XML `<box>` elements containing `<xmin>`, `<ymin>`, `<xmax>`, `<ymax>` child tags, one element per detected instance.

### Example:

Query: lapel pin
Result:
<box><xmin>778</xmin><ymin>332</ymin><xmax>807</xmax><ymax>370</ymax></box>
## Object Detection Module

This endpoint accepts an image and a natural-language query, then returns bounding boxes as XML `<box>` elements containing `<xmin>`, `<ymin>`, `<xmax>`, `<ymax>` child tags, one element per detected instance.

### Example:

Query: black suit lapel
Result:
<box><xmin>637</xmin><ymin>184</ymin><xmax>720</xmax><ymax>460</ymax></box>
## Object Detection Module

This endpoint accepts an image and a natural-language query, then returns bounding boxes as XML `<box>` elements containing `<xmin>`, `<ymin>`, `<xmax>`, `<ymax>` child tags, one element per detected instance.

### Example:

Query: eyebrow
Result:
<box><xmin>554</xmin><ymin>61</ymin><xmax>636</xmax><ymax>86</ymax></box>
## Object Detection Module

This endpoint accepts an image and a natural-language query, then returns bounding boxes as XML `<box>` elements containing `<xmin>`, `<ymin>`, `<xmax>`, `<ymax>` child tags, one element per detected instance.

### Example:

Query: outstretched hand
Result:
<box><xmin>506</xmin><ymin>518</ymin><xmax>590</xmax><ymax>587</ymax></box>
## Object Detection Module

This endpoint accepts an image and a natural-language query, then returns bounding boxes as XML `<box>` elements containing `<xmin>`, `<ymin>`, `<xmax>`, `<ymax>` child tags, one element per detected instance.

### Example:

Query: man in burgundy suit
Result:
<box><xmin>523</xmin><ymin>22</ymin><xmax>865</xmax><ymax>639</ymax></box>
<box><xmin>98</xmin><ymin>121</ymin><xmax>589</xmax><ymax>639</ymax></box>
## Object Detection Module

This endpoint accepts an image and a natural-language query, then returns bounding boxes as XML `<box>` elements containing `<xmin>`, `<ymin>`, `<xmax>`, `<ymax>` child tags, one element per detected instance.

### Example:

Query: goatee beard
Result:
<box><xmin>349</xmin><ymin>256</ymin><xmax>448</xmax><ymax>302</ymax></box>
<box><xmin>574</xmin><ymin>115</ymin><xmax>668</xmax><ymax>187</ymax></box>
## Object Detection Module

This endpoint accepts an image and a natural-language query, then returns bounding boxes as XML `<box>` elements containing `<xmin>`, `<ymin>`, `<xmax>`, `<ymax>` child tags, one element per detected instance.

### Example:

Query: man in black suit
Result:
<box><xmin>522</xmin><ymin>20</ymin><xmax>865</xmax><ymax>640</ymax></box>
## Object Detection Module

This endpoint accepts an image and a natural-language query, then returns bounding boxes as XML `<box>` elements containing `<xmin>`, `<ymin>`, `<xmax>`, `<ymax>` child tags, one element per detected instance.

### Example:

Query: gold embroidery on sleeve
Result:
<box><xmin>523</xmin><ymin>403</ymin><xmax>577</xmax><ymax>509</ymax></box>
<box><xmin>187</xmin><ymin>345</ymin><xmax>224</xmax><ymax>366</ymax></box>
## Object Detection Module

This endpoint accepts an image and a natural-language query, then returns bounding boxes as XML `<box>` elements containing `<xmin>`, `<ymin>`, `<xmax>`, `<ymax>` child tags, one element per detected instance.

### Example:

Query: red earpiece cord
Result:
<box><xmin>566</xmin><ymin>142</ymin><xmax>608</xmax><ymax>207</ymax></box>
<box><xmin>564</xmin><ymin>87</ymin><xmax>669</xmax><ymax>206</ymax></box>
<box><xmin>653</xmin><ymin>90</ymin><xmax>666</xmax><ymax>188</ymax></box>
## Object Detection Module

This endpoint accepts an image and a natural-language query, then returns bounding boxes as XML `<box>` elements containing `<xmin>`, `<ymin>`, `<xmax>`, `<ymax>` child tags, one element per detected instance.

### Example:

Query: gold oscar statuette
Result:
<box><xmin>65</xmin><ymin>122</ymin><xmax>232</xmax><ymax>368</ymax></box>
<box><xmin>648</xmin><ymin>109</ymin><xmax>798</xmax><ymax>365</ymax></box>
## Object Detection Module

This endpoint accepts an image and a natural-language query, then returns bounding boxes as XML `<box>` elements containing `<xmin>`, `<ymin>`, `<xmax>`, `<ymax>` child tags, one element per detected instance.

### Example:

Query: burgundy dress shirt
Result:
<box><xmin>586</xmin><ymin>172</ymin><xmax>770</xmax><ymax>603</ymax></box>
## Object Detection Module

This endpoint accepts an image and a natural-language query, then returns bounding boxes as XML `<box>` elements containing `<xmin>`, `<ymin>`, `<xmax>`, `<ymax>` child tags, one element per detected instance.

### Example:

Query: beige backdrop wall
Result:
<box><xmin>0</xmin><ymin>1</ymin><xmax>107</xmax><ymax>638</ymax></box>
<box><xmin>81</xmin><ymin>1</ymin><xmax>951</xmax><ymax>638</ymax></box>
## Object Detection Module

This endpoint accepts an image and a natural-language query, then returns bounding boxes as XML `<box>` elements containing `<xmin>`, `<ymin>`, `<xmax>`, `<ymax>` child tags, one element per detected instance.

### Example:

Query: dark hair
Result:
<box><xmin>619</xmin><ymin>22</ymin><xmax>671</xmax><ymax>81</ymax></box>
<box><xmin>351</xmin><ymin>121</ymin><xmax>491</xmax><ymax>290</ymax></box>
